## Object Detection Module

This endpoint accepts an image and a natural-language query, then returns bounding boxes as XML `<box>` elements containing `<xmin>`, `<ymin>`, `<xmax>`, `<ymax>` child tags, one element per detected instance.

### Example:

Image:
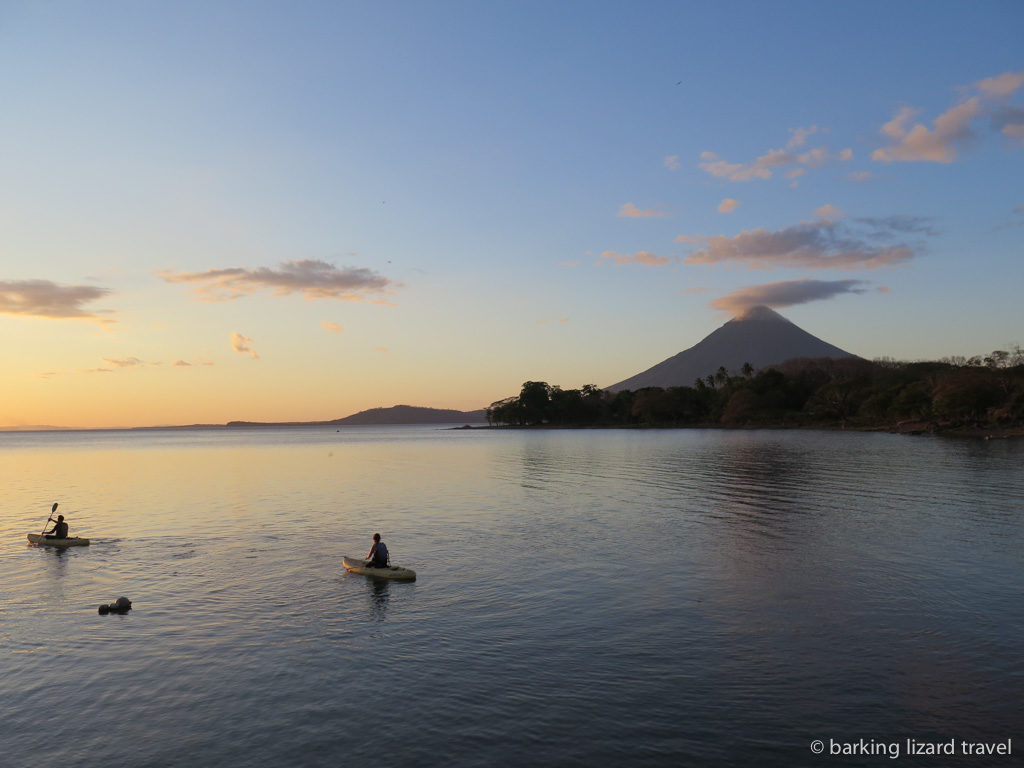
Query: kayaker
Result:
<box><xmin>366</xmin><ymin>533</ymin><xmax>390</xmax><ymax>568</ymax></box>
<box><xmin>44</xmin><ymin>514</ymin><xmax>69</xmax><ymax>540</ymax></box>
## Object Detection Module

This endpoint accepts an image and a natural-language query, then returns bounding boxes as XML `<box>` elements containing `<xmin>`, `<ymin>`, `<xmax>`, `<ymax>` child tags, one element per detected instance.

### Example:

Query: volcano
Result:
<box><xmin>606</xmin><ymin>305</ymin><xmax>858</xmax><ymax>391</ymax></box>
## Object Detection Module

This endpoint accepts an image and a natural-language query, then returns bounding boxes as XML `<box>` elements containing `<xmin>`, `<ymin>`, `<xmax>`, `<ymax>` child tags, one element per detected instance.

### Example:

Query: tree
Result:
<box><xmin>519</xmin><ymin>381</ymin><xmax>552</xmax><ymax>425</ymax></box>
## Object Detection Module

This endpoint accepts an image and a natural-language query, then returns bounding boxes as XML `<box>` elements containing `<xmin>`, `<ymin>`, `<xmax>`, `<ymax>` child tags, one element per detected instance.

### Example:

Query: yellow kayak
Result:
<box><xmin>28</xmin><ymin>533</ymin><xmax>90</xmax><ymax>547</ymax></box>
<box><xmin>343</xmin><ymin>556</ymin><xmax>416</xmax><ymax>581</ymax></box>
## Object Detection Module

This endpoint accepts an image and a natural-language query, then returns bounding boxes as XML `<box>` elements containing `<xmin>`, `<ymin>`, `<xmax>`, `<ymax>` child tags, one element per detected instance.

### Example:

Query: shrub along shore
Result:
<box><xmin>485</xmin><ymin>353</ymin><xmax>1024</xmax><ymax>437</ymax></box>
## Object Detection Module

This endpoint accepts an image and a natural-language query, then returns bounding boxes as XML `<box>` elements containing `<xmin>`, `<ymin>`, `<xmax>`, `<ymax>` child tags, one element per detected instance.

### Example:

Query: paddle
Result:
<box><xmin>40</xmin><ymin>502</ymin><xmax>58</xmax><ymax>536</ymax></box>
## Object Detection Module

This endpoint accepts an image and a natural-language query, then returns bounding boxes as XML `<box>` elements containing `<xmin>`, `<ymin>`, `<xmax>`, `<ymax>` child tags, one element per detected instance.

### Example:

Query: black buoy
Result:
<box><xmin>98</xmin><ymin>596</ymin><xmax>132</xmax><ymax>614</ymax></box>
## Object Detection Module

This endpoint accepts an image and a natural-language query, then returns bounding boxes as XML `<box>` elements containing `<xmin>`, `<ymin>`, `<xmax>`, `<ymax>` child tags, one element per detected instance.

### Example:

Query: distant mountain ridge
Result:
<box><xmin>225</xmin><ymin>404</ymin><xmax>486</xmax><ymax>428</ymax></box>
<box><xmin>607</xmin><ymin>305</ymin><xmax>858</xmax><ymax>391</ymax></box>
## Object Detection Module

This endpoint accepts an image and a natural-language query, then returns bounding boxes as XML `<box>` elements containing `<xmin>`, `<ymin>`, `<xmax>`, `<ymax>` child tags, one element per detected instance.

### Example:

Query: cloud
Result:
<box><xmin>174</xmin><ymin>360</ymin><xmax>192</xmax><ymax>367</ymax></box>
<box><xmin>787</xmin><ymin>126</ymin><xmax>819</xmax><ymax>149</ymax></box>
<box><xmin>852</xmin><ymin>215</ymin><xmax>938</xmax><ymax>236</ymax></box>
<box><xmin>1001</xmin><ymin>120</ymin><xmax>1024</xmax><ymax>147</ymax></box>
<box><xmin>681</xmin><ymin>217</ymin><xmax>919</xmax><ymax>270</ymax></box>
<box><xmin>848</xmin><ymin>171</ymin><xmax>873</xmax><ymax>183</ymax></box>
<box><xmin>160</xmin><ymin>259</ymin><xmax>396</xmax><ymax>302</ymax></box>
<box><xmin>617</xmin><ymin>203</ymin><xmax>668</xmax><ymax>219</ymax></box>
<box><xmin>0</xmin><ymin>279</ymin><xmax>115</xmax><ymax>324</ymax></box>
<box><xmin>321</xmin><ymin>321</ymin><xmax>344</xmax><ymax>334</ymax></box>
<box><xmin>102</xmin><ymin>357</ymin><xmax>146</xmax><ymax>368</ymax></box>
<box><xmin>1015</xmin><ymin>204</ymin><xmax>1024</xmax><ymax>214</ymax></box>
<box><xmin>814</xmin><ymin>204</ymin><xmax>844</xmax><ymax>220</ymax></box>
<box><xmin>872</xmin><ymin>99</ymin><xmax>981</xmax><ymax>162</ymax></box>
<box><xmin>718</xmin><ymin>198</ymin><xmax>741</xmax><ymax>214</ymax></box>
<box><xmin>873</xmin><ymin>70</ymin><xmax>1024</xmax><ymax>162</ymax></box>
<box><xmin>231</xmin><ymin>332</ymin><xmax>259</xmax><ymax>359</ymax></box>
<box><xmin>976</xmin><ymin>71</ymin><xmax>1024</xmax><ymax>98</ymax></box>
<box><xmin>598</xmin><ymin>250</ymin><xmax>671</xmax><ymax>267</ymax></box>
<box><xmin>711</xmin><ymin>278</ymin><xmax>870</xmax><ymax>313</ymax></box>
<box><xmin>699</xmin><ymin>126</ymin><xmax>847</xmax><ymax>182</ymax></box>
<box><xmin>664</xmin><ymin>155</ymin><xmax>680</xmax><ymax>171</ymax></box>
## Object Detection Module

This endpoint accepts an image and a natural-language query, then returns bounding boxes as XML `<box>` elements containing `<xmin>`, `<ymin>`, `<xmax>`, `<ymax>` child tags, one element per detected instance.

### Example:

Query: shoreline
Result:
<box><xmin>461</xmin><ymin>423</ymin><xmax>1024</xmax><ymax>439</ymax></box>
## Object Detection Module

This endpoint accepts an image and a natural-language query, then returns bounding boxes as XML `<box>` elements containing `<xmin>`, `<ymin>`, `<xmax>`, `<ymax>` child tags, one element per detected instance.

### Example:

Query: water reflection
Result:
<box><xmin>365</xmin><ymin>578</ymin><xmax>391</xmax><ymax>622</ymax></box>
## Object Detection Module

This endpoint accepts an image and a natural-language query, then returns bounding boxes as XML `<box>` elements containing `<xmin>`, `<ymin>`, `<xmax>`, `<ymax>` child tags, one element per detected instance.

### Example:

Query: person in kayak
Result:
<box><xmin>366</xmin><ymin>533</ymin><xmax>390</xmax><ymax>568</ymax></box>
<box><xmin>44</xmin><ymin>514</ymin><xmax>69</xmax><ymax>539</ymax></box>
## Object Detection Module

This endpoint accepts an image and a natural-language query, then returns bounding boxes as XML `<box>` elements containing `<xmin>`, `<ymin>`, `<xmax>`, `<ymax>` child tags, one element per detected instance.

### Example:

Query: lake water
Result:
<box><xmin>1</xmin><ymin>426</ymin><xmax>1021</xmax><ymax>767</ymax></box>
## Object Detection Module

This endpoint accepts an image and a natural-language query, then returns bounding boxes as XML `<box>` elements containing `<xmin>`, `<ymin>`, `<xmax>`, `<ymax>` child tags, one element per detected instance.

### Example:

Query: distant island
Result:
<box><xmin>224</xmin><ymin>405</ymin><xmax>487</xmax><ymax>428</ymax></box>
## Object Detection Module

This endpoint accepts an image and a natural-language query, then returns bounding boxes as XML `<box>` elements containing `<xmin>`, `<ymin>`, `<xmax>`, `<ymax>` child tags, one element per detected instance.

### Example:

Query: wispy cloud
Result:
<box><xmin>848</xmin><ymin>171</ymin><xmax>872</xmax><ymax>183</ymax></box>
<box><xmin>680</xmin><ymin>215</ymin><xmax>925</xmax><ymax>270</ymax></box>
<box><xmin>160</xmin><ymin>259</ymin><xmax>396</xmax><ymax>302</ymax></box>
<box><xmin>617</xmin><ymin>203</ymin><xmax>669</xmax><ymax>219</ymax></box>
<box><xmin>102</xmin><ymin>357</ymin><xmax>147</xmax><ymax>368</ymax></box>
<box><xmin>718</xmin><ymin>198</ymin><xmax>741</xmax><ymax>214</ymax></box>
<box><xmin>0</xmin><ymin>279</ymin><xmax>115</xmax><ymax>324</ymax></box>
<box><xmin>231</xmin><ymin>332</ymin><xmax>259</xmax><ymax>359</ymax></box>
<box><xmin>852</xmin><ymin>215</ymin><xmax>938</xmax><ymax>237</ymax></box>
<box><xmin>699</xmin><ymin>126</ymin><xmax>853</xmax><ymax>183</ymax></box>
<box><xmin>814</xmin><ymin>204</ymin><xmax>844</xmax><ymax>220</ymax></box>
<box><xmin>711</xmin><ymin>278</ymin><xmax>870</xmax><ymax>313</ymax></box>
<box><xmin>597</xmin><ymin>250</ymin><xmax>671</xmax><ymax>267</ymax></box>
<box><xmin>873</xmin><ymin>70</ymin><xmax>1024</xmax><ymax>162</ymax></box>
<box><xmin>321</xmin><ymin>321</ymin><xmax>344</xmax><ymax>334</ymax></box>
<box><xmin>664</xmin><ymin>155</ymin><xmax>680</xmax><ymax>171</ymax></box>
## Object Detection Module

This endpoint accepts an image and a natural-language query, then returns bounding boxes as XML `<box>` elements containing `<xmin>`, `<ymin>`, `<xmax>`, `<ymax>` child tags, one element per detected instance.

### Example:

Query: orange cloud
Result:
<box><xmin>231</xmin><ymin>332</ymin><xmax>259</xmax><ymax>359</ymax></box>
<box><xmin>711</xmin><ymin>278</ymin><xmax>870</xmax><ymax>313</ymax></box>
<box><xmin>160</xmin><ymin>259</ymin><xmax>396</xmax><ymax>302</ymax></box>
<box><xmin>598</xmin><ymin>250</ymin><xmax>671</xmax><ymax>266</ymax></box>
<box><xmin>321</xmin><ymin>321</ymin><xmax>344</xmax><ymax>334</ymax></box>
<box><xmin>617</xmin><ymin>203</ymin><xmax>669</xmax><ymax>219</ymax></box>
<box><xmin>0</xmin><ymin>279</ymin><xmax>115</xmax><ymax>324</ymax></box>
<box><xmin>681</xmin><ymin>218</ymin><xmax>919</xmax><ymax>270</ymax></box>
<box><xmin>699</xmin><ymin>126</ymin><xmax>845</xmax><ymax>182</ymax></box>
<box><xmin>718</xmin><ymin>198</ymin><xmax>741</xmax><ymax>214</ymax></box>
<box><xmin>873</xmin><ymin>70</ymin><xmax>1024</xmax><ymax>163</ymax></box>
<box><xmin>814</xmin><ymin>204</ymin><xmax>844</xmax><ymax>220</ymax></box>
<box><xmin>102</xmin><ymin>357</ymin><xmax>147</xmax><ymax>368</ymax></box>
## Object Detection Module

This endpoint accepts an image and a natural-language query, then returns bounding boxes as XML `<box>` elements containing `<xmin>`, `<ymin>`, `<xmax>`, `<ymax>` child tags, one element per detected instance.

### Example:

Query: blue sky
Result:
<box><xmin>1</xmin><ymin>1</ymin><xmax>1022</xmax><ymax>426</ymax></box>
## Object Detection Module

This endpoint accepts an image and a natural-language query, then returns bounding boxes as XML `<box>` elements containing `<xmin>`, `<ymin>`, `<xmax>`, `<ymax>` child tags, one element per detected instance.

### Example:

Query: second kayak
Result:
<box><xmin>28</xmin><ymin>533</ymin><xmax>90</xmax><ymax>547</ymax></box>
<box><xmin>343</xmin><ymin>556</ymin><xmax>416</xmax><ymax>581</ymax></box>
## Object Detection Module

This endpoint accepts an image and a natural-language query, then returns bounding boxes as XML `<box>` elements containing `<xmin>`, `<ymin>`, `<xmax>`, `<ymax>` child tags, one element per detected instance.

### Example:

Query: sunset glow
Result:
<box><xmin>2</xmin><ymin>2</ymin><xmax>1021</xmax><ymax>428</ymax></box>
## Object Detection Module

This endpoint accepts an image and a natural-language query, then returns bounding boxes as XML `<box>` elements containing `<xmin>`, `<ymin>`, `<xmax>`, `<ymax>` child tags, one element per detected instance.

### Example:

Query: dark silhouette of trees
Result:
<box><xmin>486</xmin><ymin>352</ymin><xmax>1024</xmax><ymax>433</ymax></box>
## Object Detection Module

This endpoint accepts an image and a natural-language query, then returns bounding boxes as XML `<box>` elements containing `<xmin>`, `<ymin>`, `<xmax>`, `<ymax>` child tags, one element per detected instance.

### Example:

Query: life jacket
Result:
<box><xmin>54</xmin><ymin>521</ymin><xmax>69</xmax><ymax>538</ymax></box>
<box><xmin>373</xmin><ymin>541</ymin><xmax>389</xmax><ymax>566</ymax></box>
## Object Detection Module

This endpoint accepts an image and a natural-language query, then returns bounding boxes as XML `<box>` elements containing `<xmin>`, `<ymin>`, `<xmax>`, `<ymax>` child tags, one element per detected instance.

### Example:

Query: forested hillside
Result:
<box><xmin>487</xmin><ymin>351</ymin><xmax>1024</xmax><ymax>435</ymax></box>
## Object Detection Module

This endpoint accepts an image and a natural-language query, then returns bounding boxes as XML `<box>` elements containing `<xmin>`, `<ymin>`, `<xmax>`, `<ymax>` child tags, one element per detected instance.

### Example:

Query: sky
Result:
<box><xmin>1</xmin><ymin>1</ymin><xmax>1022</xmax><ymax>428</ymax></box>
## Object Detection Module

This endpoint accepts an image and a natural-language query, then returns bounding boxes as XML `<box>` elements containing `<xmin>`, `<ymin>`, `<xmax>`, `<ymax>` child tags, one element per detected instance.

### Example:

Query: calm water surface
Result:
<box><xmin>1</xmin><ymin>426</ymin><xmax>1021</xmax><ymax>767</ymax></box>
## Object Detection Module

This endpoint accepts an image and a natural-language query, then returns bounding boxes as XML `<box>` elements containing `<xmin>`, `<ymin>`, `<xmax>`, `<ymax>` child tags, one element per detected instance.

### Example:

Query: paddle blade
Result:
<box><xmin>52</xmin><ymin>502</ymin><xmax>58</xmax><ymax>513</ymax></box>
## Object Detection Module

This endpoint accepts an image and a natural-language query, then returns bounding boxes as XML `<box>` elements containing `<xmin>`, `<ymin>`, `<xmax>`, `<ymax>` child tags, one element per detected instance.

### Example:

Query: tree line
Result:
<box><xmin>486</xmin><ymin>350</ymin><xmax>1024</xmax><ymax>433</ymax></box>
